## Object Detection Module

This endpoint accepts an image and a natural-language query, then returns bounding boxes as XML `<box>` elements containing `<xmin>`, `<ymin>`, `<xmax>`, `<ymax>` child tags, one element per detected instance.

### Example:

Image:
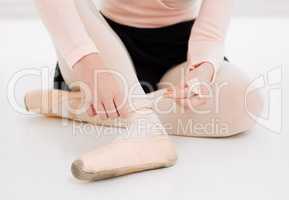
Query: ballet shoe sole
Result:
<box><xmin>71</xmin><ymin>157</ymin><xmax>177</xmax><ymax>182</ymax></box>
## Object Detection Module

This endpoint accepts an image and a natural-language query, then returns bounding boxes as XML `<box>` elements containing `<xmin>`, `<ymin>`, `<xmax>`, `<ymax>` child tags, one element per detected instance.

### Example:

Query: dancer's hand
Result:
<box><xmin>73</xmin><ymin>53</ymin><xmax>129</xmax><ymax>119</ymax></box>
<box><xmin>165</xmin><ymin>62</ymin><xmax>214</xmax><ymax>110</ymax></box>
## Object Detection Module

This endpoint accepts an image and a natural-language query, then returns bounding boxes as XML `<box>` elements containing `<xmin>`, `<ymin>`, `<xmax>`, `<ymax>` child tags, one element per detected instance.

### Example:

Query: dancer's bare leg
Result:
<box><xmin>157</xmin><ymin>61</ymin><xmax>264</xmax><ymax>137</ymax></box>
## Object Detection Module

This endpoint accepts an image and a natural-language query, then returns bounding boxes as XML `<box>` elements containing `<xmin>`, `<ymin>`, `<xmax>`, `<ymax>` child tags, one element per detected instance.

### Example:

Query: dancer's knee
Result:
<box><xmin>213</xmin><ymin>63</ymin><xmax>264</xmax><ymax>137</ymax></box>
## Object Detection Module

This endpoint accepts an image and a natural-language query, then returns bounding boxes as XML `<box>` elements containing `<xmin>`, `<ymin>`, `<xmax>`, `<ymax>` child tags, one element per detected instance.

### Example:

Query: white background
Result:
<box><xmin>1</xmin><ymin>1</ymin><xmax>289</xmax><ymax>200</ymax></box>
<box><xmin>1</xmin><ymin>0</ymin><xmax>289</xmax><ymax>17</ymax></box>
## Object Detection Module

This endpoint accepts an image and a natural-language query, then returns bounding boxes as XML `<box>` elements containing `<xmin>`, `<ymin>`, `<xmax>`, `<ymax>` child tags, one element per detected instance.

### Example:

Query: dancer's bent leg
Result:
<box><xmin>156</xmin><ymin>61</ymin><xmax>264</xmax><ymax>137</ymax></box>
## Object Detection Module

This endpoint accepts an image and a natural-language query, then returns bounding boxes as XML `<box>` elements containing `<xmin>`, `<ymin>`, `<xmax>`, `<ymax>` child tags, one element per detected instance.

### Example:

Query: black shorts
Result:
<box><xmin>54</xmin><ymin>15</ymin><xmax>227</xmax><ymax>93</ymax></box>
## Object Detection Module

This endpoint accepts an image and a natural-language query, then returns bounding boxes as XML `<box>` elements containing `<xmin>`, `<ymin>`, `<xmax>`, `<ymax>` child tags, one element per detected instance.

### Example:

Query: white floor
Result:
<box><xmin>1</xmin><ymin>18</ymin><xmax>289</xmax><ymax>200</ymax></box>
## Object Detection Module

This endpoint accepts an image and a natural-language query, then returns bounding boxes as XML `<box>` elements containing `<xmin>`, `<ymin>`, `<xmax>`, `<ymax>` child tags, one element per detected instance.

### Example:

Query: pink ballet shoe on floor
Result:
<box><xmin>71</xmin><ymin>135</ymin><xmax>177</xmax><ymax>181</ymax></box>
<box><xmin>71</xmin><ymin>109</ymin><xmax>177</xmax><ymax>181</ymax></box>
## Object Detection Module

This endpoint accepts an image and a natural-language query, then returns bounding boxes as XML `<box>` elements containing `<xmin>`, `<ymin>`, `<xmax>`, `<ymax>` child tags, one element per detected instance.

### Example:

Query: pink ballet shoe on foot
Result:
<box><xmin>24</xmin><ymin>89</ymin><xmax>137</xmax><ymax>127</ymax></box>
<box><xmin>71</xmin><ymin>135</ymin><xmax>177</xmax><ymax>181</ymax></box>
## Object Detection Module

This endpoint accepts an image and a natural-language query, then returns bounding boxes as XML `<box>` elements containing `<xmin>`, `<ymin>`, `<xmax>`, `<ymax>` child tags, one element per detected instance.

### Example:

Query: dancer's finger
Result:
<box><xmin>102</xmin><ymin>98</ymin><xmax>119</xmax><ymax>119</ymax></box>
<box><xmin>114</xmin><ymin>95</ymin><xmax>129</xmax><ymax>118</ymax></box>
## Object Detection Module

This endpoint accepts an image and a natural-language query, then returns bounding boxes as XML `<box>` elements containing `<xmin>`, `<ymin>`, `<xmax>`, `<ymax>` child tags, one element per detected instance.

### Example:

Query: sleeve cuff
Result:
<box><xmin>187</xmin><ymin>42</ymin><xmax>224</xmax><ymax>83</ymax></box>
<box><xmin>63</xmin><ymin>43</ymin><xmax>99</xmax><ymax>69</ymax></box>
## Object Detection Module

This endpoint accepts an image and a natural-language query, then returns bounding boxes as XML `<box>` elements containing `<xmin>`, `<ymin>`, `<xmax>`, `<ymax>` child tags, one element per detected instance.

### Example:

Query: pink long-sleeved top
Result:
<box><xmin>34</xmin><ymin>0</ymin><xmax>232</xmax><ymax>75</ymax></box>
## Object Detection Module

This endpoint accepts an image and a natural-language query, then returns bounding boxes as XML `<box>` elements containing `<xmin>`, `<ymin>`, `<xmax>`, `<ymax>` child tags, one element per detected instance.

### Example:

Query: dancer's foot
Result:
<box><xmin>25</xmin><ymin>89</ymin><xmax>136</xmax><ymax>127</ymax></box>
